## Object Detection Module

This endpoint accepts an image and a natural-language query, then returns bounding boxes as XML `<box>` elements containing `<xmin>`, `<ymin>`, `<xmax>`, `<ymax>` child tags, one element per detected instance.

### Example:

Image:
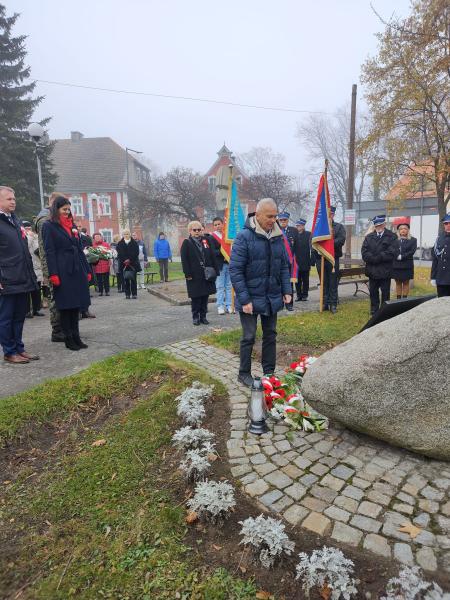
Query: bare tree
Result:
<box><xmin>296</xmin><ymin>106</ymin><xmax>373</xmax><ymax>209</ymax></box>
<box><xmin>236</xmin><ymin>146</ymin><xmax>309</xmax><ymax>217</ymax></box>
<box><xmin>130</xmin><ymin>167</ymin><xmax>214</xmax><ymax>223</ymax></box>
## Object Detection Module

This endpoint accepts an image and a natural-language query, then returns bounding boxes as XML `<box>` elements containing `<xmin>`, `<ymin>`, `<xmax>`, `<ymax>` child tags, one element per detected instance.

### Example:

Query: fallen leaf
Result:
<box><xmin>92</xmin><ymin>439</ymin><xmax>107</xmax><ymax>447</ymax></box>
<box><xmin>320</xmin><ymin>584</ymin><xmax>332</xmax><ymax>600</ymax></box>
<box><xmin>3</xmin><ymin>480</ymin><xmax>11</xmax><ymax>485</ymax></box>
<box><xmin>256</xmin><ymin>592</ymin><xmax>272</xmax><ymax>599</ymax></box>
<box><xmin>239</xmin><ymin>566</ymin><xmax>247</xmax><ymax>574</ymax></box>
<box><xmin>111</xmin><ymin>472</ymin><xmax>117</xmax><ymax>480</ymax></box>
<box><xmin>212</xmin><ymin>544</ymin><xmax>222</xmax><ymax>551</ymax></box>
<box><xmin>398</xmin><ymin>523</ymin><xmax>422</xmax><ymax>539</ymax></box>
<box><xmin>208</xmin><ymin>453</ymin><xmax>218</xmax><ymax>462</ymax></box>
<box><xmin>185</xmin><ymin>511</ymin><xmax>198</xmax><ymax>524</ymax></box>
<box><xmin>212</xmin><ymin>328</ymin><xmax>223</xmax><ymax>333</ymax></box>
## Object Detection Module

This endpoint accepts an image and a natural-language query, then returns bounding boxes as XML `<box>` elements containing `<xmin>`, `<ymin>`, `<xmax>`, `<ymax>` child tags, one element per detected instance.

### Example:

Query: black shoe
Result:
<box><xmin>65</xmin><ymin>336</ymin><xmax>80</xmax><ymax>351</ymax></box>
<box><xmin>285</xmin><ymin>305</ymin><xmax>294</xmax><ymax>312</ymax></box>
<box><xmin>200</xmin><ymin>317</ymin><xmax>209</xmax><ymax>324</ymax></box>
<box><xmin>193</xmin><ymin>317</ymin><xmax>201</xmax><ymax>326</ymax></box>
<box><xmin>125</xmin><ymin>296</ymin><xmax>131</xmax><ymax>299</ymax></box>
<box><xmin>330</xmin><ymin>305</ymin><xmax>337</xmax><ymax>314</ymax></box>
<box><xmin>323</xmin><ymin>305</ymin><xmax>329</xmax><ymax>311</ymax></box>
<box><xmin>51</xmin><ymin>332</ymin><xmax>65</xmax><ymax>342</ymax></box>
<box><xmin>81</xmin><ymin>311</ymin><xmax>96</xmax><ymax>319</ymax></box>
<box><xmin>99</xmin><ymin>293</ymin><xmax>103</xmax><ymax>297</ymax></box>
<box><xmin>26</xmin><ymin>312</ymin><xmax>33</xmax><ymax>319</ymax></box>
<box><xmin>295</xmin><ymin>297</ymin><xmax>302</xmax><ymax>302</ymax></box>
<box><xmin>33</xmin><ymin>311</ymin><xmax>45</xmax><ymax>316</ymax></box>
<box><xmin>132</xmin><ymin>295</ymin><xmax>137</xmax><ymax>299</ymax></box>
<box><xmin>73</xmin><ymin>336</ymin><xmax>88</xmax><ymax>349</ymax></box>
<box><xmin>238</xmin><ymin>373</ymin><xmax>254</xmax><ymax>388</ymax></box>
<box><xmin>118</xmin><ymin>289</ymin><xmax>124</xmax><ymax>293</ymax></box>
<box><xmin>105</xmin><ymin>292</ymin><xmax>110</xmax><ymax>296</ymax></box>
<box><xmin>301</xmin><ymin>296</ymin><xmax>308</xmax><ymax>301</ymax></box>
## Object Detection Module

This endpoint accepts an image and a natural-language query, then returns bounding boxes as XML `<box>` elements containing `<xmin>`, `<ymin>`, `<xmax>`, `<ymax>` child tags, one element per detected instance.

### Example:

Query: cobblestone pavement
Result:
<box><xmin>161</xmin><ymin>338</ymin><xmax>450</xmax><ymax>574</ymax></box>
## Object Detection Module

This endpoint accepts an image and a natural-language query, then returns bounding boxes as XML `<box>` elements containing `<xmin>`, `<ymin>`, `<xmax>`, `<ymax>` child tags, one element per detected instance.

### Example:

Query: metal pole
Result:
<box><xmin>419</xmin><ymin>174</ymin><xmax>424</xmax><ymax>259</ymax></box>
<box><xmin>345</xmin><ymin>84</ymin><xmax>357</xmax><ymax>264</ymax></box>
<box><xmin>35</xmin><ymin>150</ymin><xmax>45</xmax><ymax>210</ymax></box>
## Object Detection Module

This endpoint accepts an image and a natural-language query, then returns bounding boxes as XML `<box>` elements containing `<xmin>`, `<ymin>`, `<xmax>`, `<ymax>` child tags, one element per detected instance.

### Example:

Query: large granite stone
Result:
<box><xmin>302</xmin><ymin>298</ymin><xmax>450</xmax><ymax>460</ymax></box>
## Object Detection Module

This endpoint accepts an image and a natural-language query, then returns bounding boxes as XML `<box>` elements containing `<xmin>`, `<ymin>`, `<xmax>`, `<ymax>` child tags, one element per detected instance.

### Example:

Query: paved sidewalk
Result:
<box><xmin>161</xmin><ymin>338</ymin><xmax>450</xmax><ymax>574</ymax></box>
<box><xmin>1</xmin><ymin>281</ymin><xmax>363</xmax><ymax>398</ymax></box>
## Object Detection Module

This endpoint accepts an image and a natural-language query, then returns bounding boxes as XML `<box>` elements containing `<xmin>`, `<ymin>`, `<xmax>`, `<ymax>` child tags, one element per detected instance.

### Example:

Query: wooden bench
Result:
<box><xmin>338</xmin><ymin>260</ymin><xmax>369</xmax><ymax>297</ymax></box>
<box><xmin>110</xmin><ymin>271</ymin><xmax>158</xmax><ymax>287</ymax></box>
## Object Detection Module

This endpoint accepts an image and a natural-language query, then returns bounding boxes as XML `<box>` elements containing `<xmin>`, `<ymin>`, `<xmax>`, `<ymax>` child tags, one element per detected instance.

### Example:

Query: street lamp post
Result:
<box><xmin>125</xmin><ymin>147</ymin><xmax>143</xmax><ymax>229</ymax></box>
<box><xmin>27</xmin><ymin>122</ymin><xmax>45</xmax><ymax>210</ymax></box>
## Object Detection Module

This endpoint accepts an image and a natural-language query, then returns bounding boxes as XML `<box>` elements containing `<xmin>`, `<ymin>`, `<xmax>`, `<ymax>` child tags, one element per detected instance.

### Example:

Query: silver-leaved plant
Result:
<box><xmin>239</xmin><ymin>514</ymin><xmax>295</xmax><ymax>568</ymax></box>
<box><xmin>176</xmin><ymin>382</ymin><xmax>213</xmax><ymax>426</ymax></box>
<box><xmin>295</xmin><ymin>546</ymin><xmax>358</xmax><ymax>600</ymax></box>
<box><xmin>382</xmin><ymin>567</ymin><xmax>450</xmax><ymax>600</ymax></box>
<box><xmin>179</xmin><ymin>444</ymin><xmax>216</xmax><ymax>482</ymax></box>
<box><xmin>187</xmin><ymin>479</ymin><xmax>236</xmax><ymax>524</ymax></box>
<box><xmin>172</xmin><ymin>426</ymin><xmax>215</xmax><ymax>450</ymax></box>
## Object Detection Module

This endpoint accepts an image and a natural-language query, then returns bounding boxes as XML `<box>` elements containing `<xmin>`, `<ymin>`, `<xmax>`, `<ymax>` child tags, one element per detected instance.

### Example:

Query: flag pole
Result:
<box><xmin>226</xmin><ymin>164</ymin><xmax>236</xmax><ymax>314</ymax></box>
<box><xmin>319</xmin><ymin>159</ymin><xmax>329</xmax><ymax>313</ymax></box>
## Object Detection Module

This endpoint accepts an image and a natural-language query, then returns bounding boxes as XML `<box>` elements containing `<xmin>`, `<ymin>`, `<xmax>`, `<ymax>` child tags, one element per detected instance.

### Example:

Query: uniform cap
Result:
<box><xmin>278</xmin><ymin>212</ymin><xmax>290</xmax><ymax>219</ymax></box>
<box><xmin>296</xmin><ymin>218</ymin><xmax>307</xmax><ymax>226</ymax></box>
<box><xmin>372</xmin><ymin>215</ymin><xmax>386</xmax><ymax>225</ymax></box>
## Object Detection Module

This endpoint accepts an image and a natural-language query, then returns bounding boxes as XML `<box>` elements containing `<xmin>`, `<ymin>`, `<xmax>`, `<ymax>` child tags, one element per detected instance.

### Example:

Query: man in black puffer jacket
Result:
<box><xmin>0</xmin><ymin>186</ymin><xmax>39</xmax><ymax>364</ymax></box>
<box><xmin>230</xmin><ymin>198</ymin><xmax>291</xmax><ymax>387</ymax></box>
<box><xmin>361</xmin><ymin>214</ymin><xmax>398</xmax><ymax>315</ymax></box>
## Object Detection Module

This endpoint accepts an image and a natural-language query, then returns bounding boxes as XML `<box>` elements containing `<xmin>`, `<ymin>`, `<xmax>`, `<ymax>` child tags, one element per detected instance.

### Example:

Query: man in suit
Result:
<box><xmin>295</xmin><ymin>218</ymin><xmax>312</xmax><ymax>301</ymax></box>
<box><xmin>361</xmin><ymin>214</ymin><xmax>398</xmax><ymax>315</ymax></box>
<box><xmin>278</xmin><ymin>211</ymin><xmax>299</xmax><ymax>311</ymax></box>
<box><xmin>0</xmin><ymin>186</ymin><xmax>40</xmax><ymax>364</ymax></box>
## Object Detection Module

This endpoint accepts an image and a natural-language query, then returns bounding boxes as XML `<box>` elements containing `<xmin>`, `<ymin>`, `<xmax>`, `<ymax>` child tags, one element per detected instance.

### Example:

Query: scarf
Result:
<box><xmin>281</xmin><ymin>229</ymin><xmax>298</xmax><ymax>283</ymax></box>
<box><xmin>60</xmin><ymin>215</ymin><xmax>76</xmax><ymax>238</ymax></box>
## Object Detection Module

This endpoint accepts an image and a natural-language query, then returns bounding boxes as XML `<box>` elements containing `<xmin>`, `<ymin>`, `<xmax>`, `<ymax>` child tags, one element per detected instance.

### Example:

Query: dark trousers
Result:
<box><xmin>0</xmin><ymin>293</ymin><xmax>28</xmax><ymax>356</ymax></box>
<box><xmin>158</xmin><ymin>259</ymin><xmax>169</xmax><ymax>282</ymax></box>
<box><xmin>295</xmin><ymin>271</ymin><xmax>310</xmax><ymax>299</ymax></box>
<box><xmin>191</xmin><ymin>295</ymin><xmax>208</xmax><ymax>318</ymax></box>
<box><xmin>97</xmin><ymin>272</ymin><xmax>110</xmax><ymax>294</ymax></box>
<box><xmin>317</xmin><ymin>257</ymin><xmax>340</xmax><ymax>307</ymax></box>
<box><xmin>59</xmin><ymin>308</ymin><xmax>80</xmax><ymax>339</ymax></box>
<box><xmin>116</xmin><ymin>271</ymin><xmax>123</xmax><ymax>291</ymax></box>
<box><xmin>29</xmin><ymin>283</ymin><xmax>42</xmax><ymax>314</ymax></box>
<box><xmin>437</xmin><ymin>285</ymin><xmax>450</xmax><ymax>297</ymax></box>
<box><xmin>369</xmin><ymin>278</ymin><xmax>391</xmax><ymax>314</ymax></box>
<box><xmin>124</xmin><ymin>276</ymin><xmax>137</xmax><ymax>297</ymax></box>
<box><xmin>239</xmin><ymin>312</ymin><xmax>277</xmax><ymax>376</ymax></box>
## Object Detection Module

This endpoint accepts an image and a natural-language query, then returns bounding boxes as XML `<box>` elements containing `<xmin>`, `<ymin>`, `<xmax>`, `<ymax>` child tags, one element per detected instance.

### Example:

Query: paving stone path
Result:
<box><xmin>161</xmin><ymin>339</ymin><xmax>450</xmax><ymax>574</ymax></box>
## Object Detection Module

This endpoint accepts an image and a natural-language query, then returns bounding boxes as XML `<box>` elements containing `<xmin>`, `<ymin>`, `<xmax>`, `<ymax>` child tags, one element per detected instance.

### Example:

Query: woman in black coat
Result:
<box><xmin>42</xmin><ymin>196</ymin><xmax>91</xmax><ymax>350</ymax></box>
<box><xmin>392</xmin><ymin>223</ymin><xmax>417</xmax><ymax>299</ymax></box>
<box><xmin>116</xmin><ymin>229</ymin><xmax>141</xmax><ymax>299</ymax></box>
<box><xmin>180</xmin><ymin>221</ymin><xmax>219</xmax><ymax>325</ymax></box>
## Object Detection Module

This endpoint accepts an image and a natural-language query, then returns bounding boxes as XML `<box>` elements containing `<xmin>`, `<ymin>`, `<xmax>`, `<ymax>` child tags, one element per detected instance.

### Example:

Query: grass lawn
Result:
<box><xmin>202</xmin><ymin>266</ymin><xmax>434</xmax><ymax>357</ymax></box>
<box><xmin>0</xmin><ymin>350</ymin><xmax>257</xmax><ymax>599</ymax></box>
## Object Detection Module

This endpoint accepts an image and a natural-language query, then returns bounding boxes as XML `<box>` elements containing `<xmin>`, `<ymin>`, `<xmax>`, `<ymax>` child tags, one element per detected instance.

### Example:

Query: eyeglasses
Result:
<box><xmin>192</xmin><ymin>228</ymin><xmax>202</xmax><ymax>232</ymax></box>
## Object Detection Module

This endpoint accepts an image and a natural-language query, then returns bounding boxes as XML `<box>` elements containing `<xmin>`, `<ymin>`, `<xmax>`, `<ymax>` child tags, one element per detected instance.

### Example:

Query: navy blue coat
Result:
<box><xmin>0</xmin><ymin>213</ymin><xmax>37</xmax><ymax>295</ymax></box>
<box><xmin>296</xmin><ymin>230</ymin><xmax>312</xmax><ymax>272</ymax></box>
<box><xmin>361</xmin><ymin>229</ymin><xmax>398</xmax><ymax>280</ymax></box>
<box><xmin>431</xmin><ymin>233</ymin><xmax>450</xmax><ymax>286</ymax></box>
<box><xmin>42</xmin><ymin>221</ymin><xmax>91</xmax><ymax>310</ymax></box>
<box><xmin>229</xmin><ymin>215</ymin><xmax>291</xmax><ymax>315</ymax></box>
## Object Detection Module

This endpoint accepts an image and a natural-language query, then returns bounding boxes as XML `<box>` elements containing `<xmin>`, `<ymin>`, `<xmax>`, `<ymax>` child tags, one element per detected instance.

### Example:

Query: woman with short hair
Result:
<box><xmin>180</xmin><ymin>221</ymin><xmax>219</xmax><ymax>326</ymax></box>
<box><xmin>392</xmin><ymin>223</ymin><xmax>417</xmax><ymax>299</ymax></box>
<box><xmin>42</xmin><ymin>196</ymin><xmax>91</xmax><ymax>350</ymax></box>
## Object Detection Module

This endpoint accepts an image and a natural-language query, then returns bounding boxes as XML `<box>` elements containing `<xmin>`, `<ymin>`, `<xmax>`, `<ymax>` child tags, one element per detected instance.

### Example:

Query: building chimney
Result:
<box><xmin>71</xmin><ymin>131</ymin><xmax>84</xmax><ymax>142</ymax></box>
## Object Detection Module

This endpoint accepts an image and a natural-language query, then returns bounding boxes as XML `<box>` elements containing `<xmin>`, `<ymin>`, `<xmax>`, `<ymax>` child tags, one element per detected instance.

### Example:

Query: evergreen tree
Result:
<box><xmin>0</xmin><ymin>3</ymin><xmax>56</xmax><ymax>218</ymax></box>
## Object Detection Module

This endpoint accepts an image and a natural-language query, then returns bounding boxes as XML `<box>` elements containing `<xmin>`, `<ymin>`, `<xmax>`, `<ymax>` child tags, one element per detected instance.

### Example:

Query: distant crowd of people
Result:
<box><xmin>1</xmin><ymin>184</ymin><xmax>449</xmax><ymax>374</ymax></box>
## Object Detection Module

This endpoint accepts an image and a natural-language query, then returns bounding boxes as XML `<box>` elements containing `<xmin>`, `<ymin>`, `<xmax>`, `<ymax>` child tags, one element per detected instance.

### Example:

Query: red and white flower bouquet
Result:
<box><xmin>262</xmin><ymin>355</ymin><xmax>328</xmax><ymax>432</ymax></box>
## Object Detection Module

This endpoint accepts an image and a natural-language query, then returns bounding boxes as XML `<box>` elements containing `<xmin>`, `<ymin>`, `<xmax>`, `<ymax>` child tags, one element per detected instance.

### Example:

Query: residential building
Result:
<box><xmin>50</xmin><ymin>132</ymin><xmax>150</xmax><ymax>242</ymax></box>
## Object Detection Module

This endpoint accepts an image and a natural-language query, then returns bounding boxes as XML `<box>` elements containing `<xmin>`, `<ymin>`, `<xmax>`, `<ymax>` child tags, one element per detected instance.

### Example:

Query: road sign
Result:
<box><xmin>344</xmin><ymin>210</ymin><xmax>356</xmax><ymax>225</ymax></box>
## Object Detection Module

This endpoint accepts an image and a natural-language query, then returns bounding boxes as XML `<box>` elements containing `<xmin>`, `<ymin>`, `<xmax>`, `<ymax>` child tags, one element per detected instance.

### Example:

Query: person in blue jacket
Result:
<box><xmin>431</xmin><ymin>213</ymin><xmax>450</xmax><ymax>297</ymax></box>
<box><xmin>154</xmin><ymin>232</ymin><xmax>172</xmax><ymax>282</ymax></box>
<box><xmin>229</xmin><ymin>198</ymin><xmax>292</xmax><ymax>387</ymax></box>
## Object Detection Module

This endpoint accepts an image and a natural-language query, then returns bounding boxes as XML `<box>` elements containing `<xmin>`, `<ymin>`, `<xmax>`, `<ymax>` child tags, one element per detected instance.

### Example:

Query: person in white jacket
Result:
<box><xmin>23</xmin><ymin>220</ymin><xmax>44</xmax><ymax>318</ymax></box>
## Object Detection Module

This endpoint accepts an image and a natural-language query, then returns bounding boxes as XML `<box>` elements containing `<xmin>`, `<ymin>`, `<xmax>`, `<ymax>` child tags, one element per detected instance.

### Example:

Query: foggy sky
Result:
<box><xmin>8</xmin><ymin>0</ymin><xmax>411</xmax><ymax>178</ymax></box>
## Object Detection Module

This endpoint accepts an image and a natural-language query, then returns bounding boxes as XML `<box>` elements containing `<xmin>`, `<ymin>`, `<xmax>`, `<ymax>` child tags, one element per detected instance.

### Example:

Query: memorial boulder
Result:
<box><xmin>302</xmin><ymin>297</ymin><xmax>450</xmax><ymax>460</ymax></box>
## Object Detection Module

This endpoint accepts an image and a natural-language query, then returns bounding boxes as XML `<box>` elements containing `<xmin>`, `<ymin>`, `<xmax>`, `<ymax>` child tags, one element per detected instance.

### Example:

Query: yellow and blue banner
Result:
<box><xmin>224</xmin><ymin>178</ymin><xmax>245</xmax><ymax>244</ymax></box>
<box><xmin>311</xmin><ymin>173</ymin><xmax>335</xmax><ymax>266</ymax></box>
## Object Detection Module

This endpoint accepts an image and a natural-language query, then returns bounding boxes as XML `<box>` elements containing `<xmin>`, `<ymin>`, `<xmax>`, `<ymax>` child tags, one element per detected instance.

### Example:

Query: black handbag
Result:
<box><xmin>203</xmin><ymin>266</ymin><xmax>217</xmax><ymax>281</ymax></box>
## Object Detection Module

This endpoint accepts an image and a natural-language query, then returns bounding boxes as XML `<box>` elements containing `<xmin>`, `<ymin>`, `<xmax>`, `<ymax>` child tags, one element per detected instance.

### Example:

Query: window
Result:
<box><xmin>98</xmin><ymin>194</ymin><xmax>111</xmax><ymax>216</ymax></box>
<box><xmin>208</xmin><ymin>176</ymin><xmax>216</xmax><ymax>193</ymax></box>
<box><xmin>99</xmin><ymin>229</ymin><xmax>113</xmax><ymax>243</ymax></box>
<box><xmin>70</xmin><ymin>196</ymin><xmax>84</xmax><ymax>217</ymax></box>
<box><xmin>236</xmin><ymin>175</ymin><xmax>242</xmax><ymax>185</ymax></box>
